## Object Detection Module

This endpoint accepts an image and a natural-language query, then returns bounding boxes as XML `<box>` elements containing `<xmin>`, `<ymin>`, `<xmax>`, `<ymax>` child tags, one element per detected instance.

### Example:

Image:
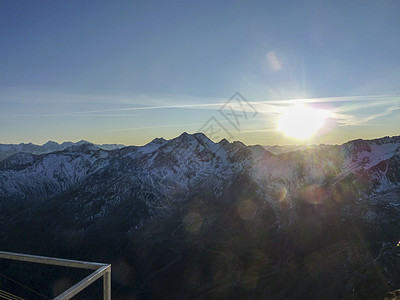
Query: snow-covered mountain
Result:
<box><xmin>1</xmin><ymin>133</ymin><xmax>399</xmax><ymax>240</ymax></box>
<box><xmin>0</xmin><ymin>140</ymin><xmax>125</xmax><ymax>162</ymax></box>
<box><xmin>0</xmin><ymin>133</ymin><xmax>399</xmax><ymax>299</ymax></box>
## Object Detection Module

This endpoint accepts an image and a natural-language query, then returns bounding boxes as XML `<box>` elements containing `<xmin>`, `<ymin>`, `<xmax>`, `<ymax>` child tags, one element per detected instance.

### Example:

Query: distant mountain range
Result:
<box><xmin>0</xmin><ymin>133</ymin><xmax>399</xmax><ymax>299</ymax></box>
<box><xmin>0</xmin><ymin>140</ymin><xmax>321</xmax><ymax>163</ymax></box>
<box><xmin>0</xmin><ymin>140</ymin><xmax>125</xmax><ymax>162</ymax></box>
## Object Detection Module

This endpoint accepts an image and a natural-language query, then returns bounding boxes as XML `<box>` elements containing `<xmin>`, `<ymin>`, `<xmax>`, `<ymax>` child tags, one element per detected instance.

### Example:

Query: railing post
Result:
<box><xmin>103</xmin><ymin>266</ymin><xmax>111</xmax><ymax>300</ymax></box>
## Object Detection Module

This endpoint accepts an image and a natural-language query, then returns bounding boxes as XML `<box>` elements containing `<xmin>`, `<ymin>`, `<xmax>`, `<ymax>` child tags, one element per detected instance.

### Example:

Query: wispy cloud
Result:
<box><xmin>0</xmin><ymin>113</ymin><xmax>139</xmax><ymax>118</ymax></box>
<box><xmin>2</xmin><ymin>89</ymin><xmax>399</xmax><ymax>131</ymax></box>
<box><xmin>254</xmin><ymin>94</ymin><xmax>400</xmax><ymax>127</ymax></box>
<box><xmin>332</xmin><ymin>106</ymin><xmax>400</xmax><ymax>126</ymax></box>
<box><xmin>0</xmin><ymin>88</ymin><xmax>227</xmax><ymax>106</ymax></box>
<box><xmin>65</xmin><ymin>102</ymin><xmax>224</xmax><ymax>115</ymax></box>
<box><xmin>363</xmin><ymin>106</ymin><xmax>400</xmax><ymax>122</ymax></box>
<box><xmin>257</xmin><ymin>94</ymin><xmax>400</xmax><ymax>105</ymax></box>
<box><xmin>45</xmin><ymin>114</ymin><xmax>139</xmax><ymax>117</ymax></box>
<box><xmin>333</xmin><ymin>98</ymin><xmax>400</xmax><ymax>113</ymax></box>
<box><xmin>104</xmin><ymin>122</ymin><xmax>204</xmax><ymax>132</ymax></box>
<box><xmin>64</xmin><ymin>94</ymin><xmax>400</xmax><ymax>115</ymax></box>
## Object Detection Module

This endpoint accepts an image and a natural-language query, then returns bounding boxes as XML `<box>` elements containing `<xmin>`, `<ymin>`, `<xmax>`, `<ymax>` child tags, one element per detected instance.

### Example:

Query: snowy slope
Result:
<box><xmin>0</xmin><ymin>133</ymin><xmax>399</xmax><ymax>227</ymax></box>
<box><xmin>0</xmin><ymin>144</ymin><xmax>110</xmax><ymax>202</ymax></box>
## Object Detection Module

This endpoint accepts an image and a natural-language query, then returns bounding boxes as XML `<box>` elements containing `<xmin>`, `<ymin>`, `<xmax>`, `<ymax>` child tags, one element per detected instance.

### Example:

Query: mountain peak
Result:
<box><xmin>343</xmin><ymin>138</ymin><xmax>372</xmax><ymax>155</ymax></box>
<box><xmin>42</xmin><ymin>141</ymin><xmax>59</xmax><ymax>147</ymax></box>
<box><xmin>193</xmin><ymin>132</ymin><xmax>214</xmax><ymax>145</ymax></box>
<box><xmin>177</xmin><ymin>131</ymin><xmax>193</xmax><ymax>139</ymax></box>
<box><xmin>193</xmin><ymin>132</ymin><xmax>208</xmax><ymax>139</ymax></box>
<box><xmin>218</xmin><ymin>138</ymin><xmax>229</xmax><ymax>144</ymax></box>
<box><xmin>149</xmin><ymin>137</ymin><xmax>167</xmax><ymax>144</ymax></box>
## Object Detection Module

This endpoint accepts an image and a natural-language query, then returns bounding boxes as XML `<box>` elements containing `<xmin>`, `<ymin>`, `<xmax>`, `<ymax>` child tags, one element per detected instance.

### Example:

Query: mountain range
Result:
<box><xmin>0</xmin><ymin>133</ymin><xmax>399</xmax><ymax>299</ymax></box>
<box><xmin>0</xmin><ymin>140</ymin><xmax>319</xmax><ymax>163</ymax></box>
<box><xmin>0</xmin><ymin>140</ymin><xmax>125</xmax><ymax>162</ymax></box>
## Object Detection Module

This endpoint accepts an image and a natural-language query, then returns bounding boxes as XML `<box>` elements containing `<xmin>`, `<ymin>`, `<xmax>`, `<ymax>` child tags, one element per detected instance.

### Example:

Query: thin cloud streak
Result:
<box><xmin>0</xmin><ymin>113</ymin><xmax>139</xmax><ymax>118</ymax></box>
<box><xmin>360</xmin><ymin>106</ymin><xmax>400</xmax><ymax>123</ymax></box>
<box><xmin>104</xmin><ymin>122</ymin><xmax>204</xmax><ymax>132</ymax></box>
<box><xmin>68</xmin><ymin>102</ymin><xmax>224</xmax><ymax>115</ymax></box>
<box><xmin>45</xmin><ymin>114</ymin><xmax>139</xmax><ymax>117</ymax></box>
<box><xmin>3</xmin><ymin>89</ymin><xmax>399</xmax><ymax>115</ymax></box>
<box><xmin>2</xmin><ymin>91</ymin><xmax>399</xmax><ymax>132</ymax></box>
<box><xmin>258</xmin><ymin>94</ymin><xmax>400</xmax><ymax>105</ymax></box>
<box><xmin>333</xmin><ymin>99</ymin><xmax>400</xmax><ymax>113</ymax></box>
<box><xmin>0</xmin><ymin>88</ymin><xmax>228</xmax><ymax>106</ymax></box>
<box><xmin>63</xmin><ymin>94</ymin><xmax>400</xmax><ymax>116</ymax></box>
<box><xmin>332</xmin><ymin>106</ymin><xmax>400</xmax><ymax>126</ymax></box>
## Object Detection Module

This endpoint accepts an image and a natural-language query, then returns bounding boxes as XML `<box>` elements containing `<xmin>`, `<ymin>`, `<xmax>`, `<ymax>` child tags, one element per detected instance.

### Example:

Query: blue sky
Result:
<box><xmin>1</xmin><ymin>0</ymin><xmax>399</xmax><ymax>146</ymax></box>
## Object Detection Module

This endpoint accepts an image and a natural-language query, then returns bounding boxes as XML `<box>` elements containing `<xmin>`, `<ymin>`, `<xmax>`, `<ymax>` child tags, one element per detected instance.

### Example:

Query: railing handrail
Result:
<box><xmin>0</xmin><ymin>250</ymin><xmax>111</xmax><ymax>300</ymax></box>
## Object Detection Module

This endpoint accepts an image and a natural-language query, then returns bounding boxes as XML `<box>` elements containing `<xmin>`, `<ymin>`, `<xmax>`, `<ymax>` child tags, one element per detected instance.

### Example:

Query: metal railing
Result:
<box><xmin>0</xmin><ymin>251</ymin><xmax>111</xmax><ymax>300</ymax></box>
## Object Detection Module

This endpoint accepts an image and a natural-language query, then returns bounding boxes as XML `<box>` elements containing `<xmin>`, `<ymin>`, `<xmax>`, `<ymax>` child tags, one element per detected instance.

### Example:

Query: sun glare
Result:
<box><xmin>278</xmin><ymin>105</ymin><xmax>330</xmax><ymax>140</ymax></box>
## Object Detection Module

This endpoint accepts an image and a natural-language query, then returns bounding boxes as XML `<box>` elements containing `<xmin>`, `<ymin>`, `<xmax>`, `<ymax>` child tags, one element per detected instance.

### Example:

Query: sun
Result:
<box><xmin>278</xmin><ymin>105</ymin><xmax>330</xmax><ymax>139</ymax></box>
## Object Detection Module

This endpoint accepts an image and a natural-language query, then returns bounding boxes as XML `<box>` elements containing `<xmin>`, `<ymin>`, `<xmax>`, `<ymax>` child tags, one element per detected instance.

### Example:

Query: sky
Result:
<box><xmin>1</xmin><ymin>0</ymin><xmax>399</xmax><ymax>146</ymax></box>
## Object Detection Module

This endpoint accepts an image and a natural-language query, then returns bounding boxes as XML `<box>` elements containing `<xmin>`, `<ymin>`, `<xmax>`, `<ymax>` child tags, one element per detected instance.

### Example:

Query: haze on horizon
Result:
<box><xmin>1</xmin><ymin>1</ymin><xmax>399</xmax><ymax>146</ymax></box>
